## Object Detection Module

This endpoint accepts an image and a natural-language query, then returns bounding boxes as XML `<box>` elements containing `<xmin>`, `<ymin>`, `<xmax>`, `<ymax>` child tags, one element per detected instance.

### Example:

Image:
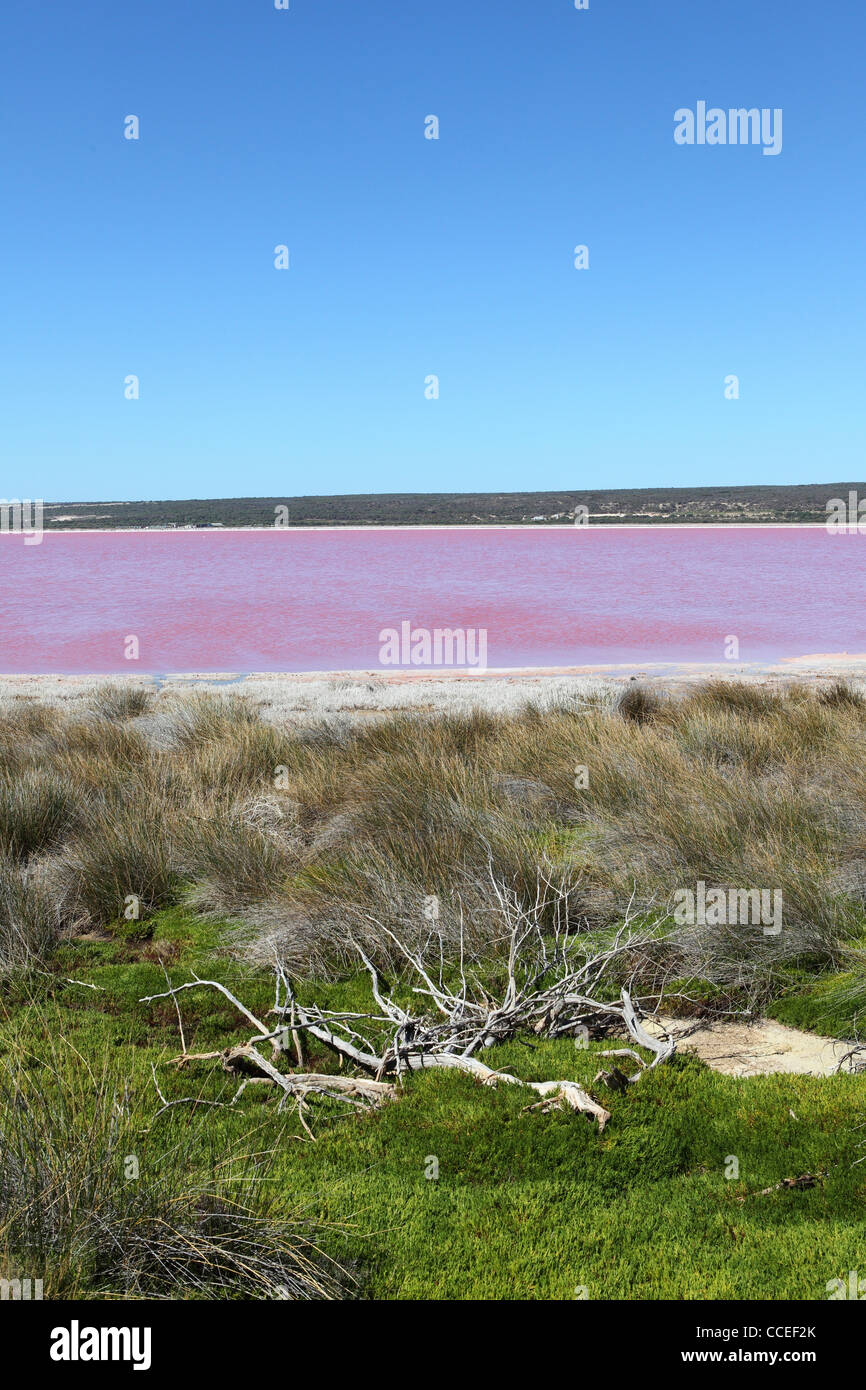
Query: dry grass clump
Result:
<box><xmin>182</xmin><ymin>804</ymin><xmax>301</xmax><ymax>918</ymax></box>
<box><xmin>677</xmin><ymin>679</ymin><xmax>789</xmax><ymax>720</ymax></box>
<box><xmin>616</xmin><ymin>683</ymin><xmax>663</xmax><ymax>725</ymax></box>
<box><xmin>166</xmin><ymin>691</ymin><xmax>263</xmax><ymax>748</ymax></box>
<box><xmin>0</xmin><ymin>770</ymin><xmax>76</xmax><ymax>860</ymax></box>
<box><xmin>0</xmin><ymin>684</ymin><xmax>865</xmax><ymax>998</ymax></box>
<box><xmin>818</xmin><ymin>679</ymin><xmax>866</xmax><ymax>709</ymax></box>
<box><xmin>54</xmin><ymin>802</ymin><xmax>180</xmax><ymax>929</ymax></box>
<box><xmin>0</xmin><ymin>852</ymin><xmax>60</xmax><ymax>973</ymax></box>
<box><xmin>88</xmin><ymin>683</ymin><xmax>153</xmax><ymax>721</ymax></box>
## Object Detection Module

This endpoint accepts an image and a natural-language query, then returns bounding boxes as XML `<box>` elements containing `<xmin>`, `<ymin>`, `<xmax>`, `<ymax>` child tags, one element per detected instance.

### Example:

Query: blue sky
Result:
<box><xmin>2</xmin><ymin>0</ymin><xmax>864</xmax><ymax>503</ymax></box>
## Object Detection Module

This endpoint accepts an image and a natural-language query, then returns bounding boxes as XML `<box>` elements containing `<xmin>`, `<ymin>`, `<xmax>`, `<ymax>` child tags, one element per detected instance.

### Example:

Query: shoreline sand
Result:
<box><xmin>2</xmin><ymin>656</ymin><xmax>865</xmax><ymax>720</ymax></box>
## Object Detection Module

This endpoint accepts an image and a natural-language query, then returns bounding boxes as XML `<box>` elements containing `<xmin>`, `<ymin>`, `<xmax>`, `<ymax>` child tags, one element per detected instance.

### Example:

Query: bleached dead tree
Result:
<box><xmin>141</xmin><ymin>869</ymin><xmax>675</xmax><ymax>1133</ymax></box>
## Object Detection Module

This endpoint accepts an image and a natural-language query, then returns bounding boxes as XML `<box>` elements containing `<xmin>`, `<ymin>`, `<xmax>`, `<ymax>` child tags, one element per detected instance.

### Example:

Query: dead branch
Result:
<box><xmin>835</xmin><ymin>1044</ymin><xmax>866</xmax><ymax>1074</ymax></box>
<box><xmin>140</xmin><ymin>975</ymin><xmax>273</xmax><ymax>1044</ymax></box>
<box><xmin>167</xmin><ymin>1040</ymin><xmax>395</xmax><ymax>1110</ymax></box>
<box><xmin>139</xmin><ymin>871</ymin><xmax>673</xmax><ymax>1133</ymax></box>
<box><xmin>735</xmin><ymin>1170</ymin><xmax>827</xmax><ymax>1202</ymax></box>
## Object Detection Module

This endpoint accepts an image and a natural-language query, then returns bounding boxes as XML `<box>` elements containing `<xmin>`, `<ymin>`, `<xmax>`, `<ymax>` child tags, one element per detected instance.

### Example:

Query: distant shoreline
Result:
<box><xmin>29</xmin><ymin>484</ymin><xmax>861</xmax><ymax>532</ymax></box>
<box><xmin>32</xmin><ymin>522</ymin><xmax>835</xmax><ymax>535</ymax></box>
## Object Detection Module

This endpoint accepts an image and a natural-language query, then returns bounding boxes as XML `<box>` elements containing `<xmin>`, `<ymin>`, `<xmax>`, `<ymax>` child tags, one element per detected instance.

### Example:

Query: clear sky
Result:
<box><xmin>2</xmin><ymin>0</ymin><xmax>864</xmax><ymax>503</ymax></box>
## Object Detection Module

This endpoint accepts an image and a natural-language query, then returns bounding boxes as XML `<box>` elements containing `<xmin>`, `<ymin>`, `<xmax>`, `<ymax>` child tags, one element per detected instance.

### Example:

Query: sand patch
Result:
<box><xmin>649</xmin><ymin>1016</ymin><xmax>864</xmax><ymax>1078</ymax></box>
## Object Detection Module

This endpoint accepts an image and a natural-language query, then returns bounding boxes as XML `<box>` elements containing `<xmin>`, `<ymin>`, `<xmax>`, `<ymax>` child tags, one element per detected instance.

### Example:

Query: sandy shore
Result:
<box><xmin>2</xmin><ymin>655</ymin><xmax>865</xmax><ymax>721</ymax></box>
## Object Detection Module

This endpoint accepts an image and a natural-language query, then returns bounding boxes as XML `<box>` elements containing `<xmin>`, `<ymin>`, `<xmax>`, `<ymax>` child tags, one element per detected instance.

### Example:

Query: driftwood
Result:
<box><xmin>735</xmin><ymin>1170</ymin><xmax>827</xmax><ymax>1202</ymax></box>
<box><xmin>594</xmin><ymin>989</ymin><xmax>676</xmax><ymax>1089</ymax></box>
<box><xmin>140</xmin><ymin>976</ymin><xmax>612</xmax><ymax>1128</ymax></box>
<box><xmin>140</xmin><ymin>871</ymin><xmax>675</xmax><ymax>1133</ymax></box>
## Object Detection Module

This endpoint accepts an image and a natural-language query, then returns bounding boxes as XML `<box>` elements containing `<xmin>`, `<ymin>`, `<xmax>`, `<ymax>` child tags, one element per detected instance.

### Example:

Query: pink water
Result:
<box><xmin>0</xmin><ymin>528</ymin><xmax>863</xmax><ymax>674</ymax></box>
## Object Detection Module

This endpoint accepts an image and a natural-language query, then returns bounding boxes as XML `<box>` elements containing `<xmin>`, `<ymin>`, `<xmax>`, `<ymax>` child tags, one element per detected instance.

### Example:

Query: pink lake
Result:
<box><xmin>0</xmin><ymin>527</ymin><xmax>863</xmax><ymax>674</ymax></box>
